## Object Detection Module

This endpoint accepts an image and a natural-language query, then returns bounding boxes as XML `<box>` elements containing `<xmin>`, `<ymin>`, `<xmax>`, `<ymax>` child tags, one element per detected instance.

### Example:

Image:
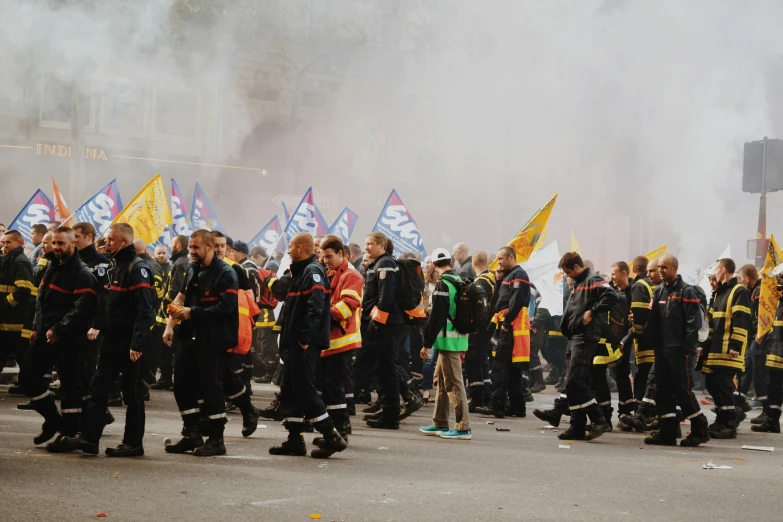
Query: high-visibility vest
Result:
<box><xmin>490</xmin><ymin>307</ymin><xmax>531</xmax><ymax>363</ymax></box>
<box><xmin>228</xmin><ymin>289</ymin><xmax>260</xmax><ymax>354</ymax></box>
<box><xmin>432</xmin><ymin>277</ymin><xmax>468</xmax><ymax>352</ymax></box>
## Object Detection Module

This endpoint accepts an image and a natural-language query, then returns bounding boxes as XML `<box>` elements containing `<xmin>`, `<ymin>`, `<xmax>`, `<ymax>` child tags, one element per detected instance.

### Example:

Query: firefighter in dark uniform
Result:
<box><xmin>232</xmin><ymin>240</ymin><xmax>262</xmax><ymax>392</ymax></box>
<box><xmin>475</xmin><ymin>246</ymin><xmax>532</xmax><ymax>418</ymax></box>
<box><xmin>752</xmin><ymin>262</ymin><xmax>783</xmax><ymax>434</ymax></box>
<box><xmin>213</xmin><ymin>233</ymin><xmax>260</xmax><ymax>433</ymax></box>
<box><xmin>151</xmin><ymin>235</ymin><xmax>190</xmax><ymax>390</ymax></box>
<box><xmin>163</xmin><ymin>230</ymin><xmax>240</xmax><ymax>456</ymax></box>
<box><xmin>702</xmin><ymin>257</ymin><xmax>752</xmax><ymax>439</ymax></box>
<box><xmin>0</xmin><ymin>230</ymin><xmax>35</xmax><ymax>373</ymax></box>
<box><xmin>269</xmin><ymin>232</ymin><xmax>347</xmax><ymax>459</ymax></box>
<box><xmin>465</xmin><ymin>251</ymin><xmax>496</xmax><ymax>411</ymax></box>
<box><xmin>22</xmin><ymin>227</ymin><xmax>96</xmax><ymax>450</ymax></box>
<box><xmin>619</xmin><ymin>257</ymin><xmax>661</xmax><ymax>431</ymax></box>
<box><xmin>58</xmin><ymin>224</ymin><xmax>155</xmax><ymax>457</ymax></box>
<box><xmin>535</xmin><ymin>252</ymin><xmax>617</xmax><ymax>440</ymax></box>
<box><xmin>354</xmin><ymin>232</ymin><xmax>406</xmax><ymax>430</ymax></box>
<box><xmin>643</xmin><ymin>254</ymin><xmax>710</xmax><ymax>446</ymax></box>
<box><xmin>135</xmin><ymin>238</ymin><xmax>165</xmax><ymax>386</ymax></box>
<box><xmin>589</xmin><ymin>261</ymin><xmax>631</xmax><ymax>427</ymax></box>
<box><xmin>74</xmin><ymin>222</ymin><xmax>112</xmax><ymax>412</ymax></box>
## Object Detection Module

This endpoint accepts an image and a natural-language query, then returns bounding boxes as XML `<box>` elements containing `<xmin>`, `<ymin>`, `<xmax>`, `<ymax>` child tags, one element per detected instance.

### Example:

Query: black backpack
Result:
<box><xmin>396</xmin><ymin>258</ymin><xmax>425</xmax><ymax>324</ymax></box>
<box><xmin>443</xmin><ymin>274</ymin><xmax>491</xmax><ymax>335</ymax></box>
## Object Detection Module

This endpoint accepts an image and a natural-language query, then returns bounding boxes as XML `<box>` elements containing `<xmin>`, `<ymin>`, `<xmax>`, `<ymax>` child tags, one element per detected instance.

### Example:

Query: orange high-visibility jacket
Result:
<box><xmin>323</xmin><ymin>260</ymin><xmax>363</xmax><ymax>356</ymax></box>
<box><xmin>229</xmin><ymin>288</ymin><xmax>260</xmax><ymax>355</ymax></box>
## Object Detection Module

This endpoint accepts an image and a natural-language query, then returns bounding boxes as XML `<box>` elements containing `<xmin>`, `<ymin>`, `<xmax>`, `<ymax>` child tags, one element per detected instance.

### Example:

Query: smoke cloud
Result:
<box><xmin>1</xmin><ymin>0</ymin><xmax>782</xmax><ymax>271</ymax></box>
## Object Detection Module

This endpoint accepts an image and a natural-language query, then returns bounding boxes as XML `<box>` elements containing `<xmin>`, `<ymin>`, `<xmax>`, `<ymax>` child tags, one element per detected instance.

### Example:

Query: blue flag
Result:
<box><xmin>372</xmin><ymin>190</ymin><xmax>426</xmax><ymax>259</ymax></box>
<box><xmin>190</xmin><ymin>183</ymin><xmax>224</xmax><ymax>232</ymax></box>
<box><xmin>72</xmin><ymin>179</ymin><xmax>124</xmax><ymax>236</ymax></box>
<box><xmin>248</xmin><ymin>216</ymin><xmax>283</xmax><ymax>253</ymax></box>
<box><xmin>8</xmin><ymin>189</ymin><xmax>55</xmax><ymax>244</ymax></box>
<box><xmin>170</xmin><ymin>178</ymin><xmax>191</xmax><ymax>236</ymax></box>
<box><xmin>329</xmin><ymin>207</ymin><xmax>359</xmax><ymax>245</ymax></box>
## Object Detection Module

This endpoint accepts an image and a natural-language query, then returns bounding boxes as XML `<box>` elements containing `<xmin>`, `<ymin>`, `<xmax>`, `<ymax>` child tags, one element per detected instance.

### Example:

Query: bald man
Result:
<box><xmin>270</xmin><ymin>233</ymin><xmax>347</xmax><ymax>459</ymax></box>
<box><xmin>453</xmin><ymin>242</ymin><xmax>476</xmax><ymax>279</ymax></box>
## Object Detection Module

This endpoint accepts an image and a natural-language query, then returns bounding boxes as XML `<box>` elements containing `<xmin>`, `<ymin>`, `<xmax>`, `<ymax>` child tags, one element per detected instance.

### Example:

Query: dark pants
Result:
<box><xmin>705</xmin><ymin>366</ymin><xmax>737</xmax><ymax>427</ymax></box>
<box><xmin>748</xmin><ymin>340</ymin><xmax>769</xmax><ymax>400</ymax></box>
<box><xmin>613</xmin><ymin>346</ymin><xmax>634</xmax><ymax>414</ymax></box>
<box><xmin>489</xmin><ymin>329</ymin><xmax>526</xmax><ymax>414</ymax></box>
<box><xmin>280</xmin><ymin>344</ymin><xmax>334</xmax><ymax>434</ymax></box>
<box><xmin>564</xmin><ymin>339</ymin><xmax>604</xmax><ymax>430</ymax></box>
<box><xmin>466</xmin><ymin>330</ymin><xmax>492</xmax><ymax>405</ymax></box>
<box><xmin>317</xmin><ymin>352</ymin><xmax>348</xmax><ymax>427</ymax></box>
<box><xmin>633</xmin><ymin>362</ymin><xmax>653</xmax><ymax>411</ymax></box>
<box><xmin>655</xmin><ymin>349</ymin><xmax>706</xmax><ymax>437</ymax></box>
<box><xmin>146</xmin><ymin>324</ymin><xmax>167</xmax><ymax>384</ymax></box>
<box><xmin>173</xmin><ymin>342</ymin><xmax>227</xmax><ymax>436</ymax></box>
<box><xmin>342</xmin><ymin>352</ymin><xmax>355</xmax><ymax>404</ymax></box>
<box><xmin>0</xmin><ymin>331</ymin><xmax>21</xmax><ymax>367</ymax></box>
<box><xmin>79</xmin><ymin>338</ymin><xmax>100</xmax><ymax>401</ymax></box>
<box><xmin>545</xmin><ymin>336</ymin><xmax>568</xmax><ymax>373</ymax></box>
<box><xmin>354</xmin><ymin>323</ymin><xmax>405</xmax><ymax>420</ymax></box>
<box><xmin>21</xmin><ymin>334</ymin><xmax>83</xmax><ymax>436</ymax></box>
<box><xmin>224</xmin><ymin>352</ymin><xmax>251</xmax><ymax>405</ymax></box>
<box><xmin>766</xmin><ymin>368</ymin><xmax>783</xmax><ymax>421</ymax></box>
<box><xmin>82</xmin><ymin>332</ymin><xmax>146</xmax><ymax>447</ymax></box>
<box><xmin>591</xmin><ymin>365</ymin><xmax>611</xmax><ymax>411</ymax></box>
<box><xmin>253</xmin><ymin>325</ymin><xmax>278</xmax><ymax>377</ymax></box>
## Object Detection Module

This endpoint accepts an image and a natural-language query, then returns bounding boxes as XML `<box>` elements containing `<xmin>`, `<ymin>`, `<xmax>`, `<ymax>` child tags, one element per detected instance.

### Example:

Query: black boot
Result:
<box><xmin>399</xmin><ymin>395</ymin><xmax>424</xmax><ymax>420</ymax></box>
<box><xmin>105</xmin><ymin>443</ymin><xmax>144</xmax><ymax>457</ymax></box>
<box><xmin>584</xmin><ymin>406</ymin><xmax>611</xmax><ymax>441</ymax></box>
<box><xmin>751</xmin><ymin>411</ymin><xmax>770</xmax><ymax>425</ymax></box>
<box><xmin>52</xmin><ymin>435</ymin><xmax>99</xmax><ymax>455</ymax></box>
<box><xmin>475</xmin><ymin>405</ymin><xmax>505</xmax><ymax>418</ymax></box>
<box><xmin>362</xmin><ymin>401</ymin><xmax>382</xmax><ymax>414</ymax></box>
<box><xmin>34</xmin><ymin>418</ymin><xmax>61</xmax><ymax>446</ymax></box>
<box><xmin>150</xmin><ymin>380</ymin><xmax>172</xmax><ymax>391</ymax></box>
<box><xmin>239</xmin><ymin>402</ymin><xmax>259</xmax><ymax>438</ymax></box>
<box><xmin>165</xmin><ymin>426</ymin><xmax>204</xmax><ymax>454</ymax></box>
<box><xmin>258</xmin><ymin>393</ymin><xmax>284</xmax><ymax>421</ymax></box>
<box><xmin>751</xmin><ymin>410</ymin><xmax>781</xmax><ymax>433</ymax></box>
<box><xmin>311</xmin><ymin>429</ymin><xmax>348</xmax><ymax>459</ymax></box>
<box><xmin>32</xmin><ymin>397</ymin><xmax>62</xmax><ymax>445</ymax></box>
<box><xmin>533</xmin><ymin>408</ymin><xmax>565</xmax><ymax>428</ymax></box>
<box><xmin>554</xmin><ymin>377</ymin><xmax>566</xmax><ymax>393</ymax></box>
<box><xmin>16</xmin><ymin>400</ymin><xmax>35</xmax><ymax>410</ymax></box>
<box><xmin>619</xmin><ymin>410</ymin><xmax>652</xmax><ymax>433</ymax></box>
<box><xmin>558</xmin><ymin>427</ymin><xmax>586</xmax><ymax>441</ymax></box>
<box><xmin>269</xmin><ymin>430</ymin><xmax>307</xmax><ymax>456</ymax></box>
<box><xmin>193</xmin><ymin>437</ymin><xmax>226</xmax><ymax>457</ymax></box>
<box><xmin>644</xmin><ymin>432</ymin><xmax>677</xmax><ymax>446</ymax></box>
<box><xmin>544</xmin><ymin>367</ymin><xmax>561</xmax><ymax>385</ymax></box>
<box><xmin>601</xmin><ymin>405</ymin><xmax>614</xmax><ymax>429</ymax></box>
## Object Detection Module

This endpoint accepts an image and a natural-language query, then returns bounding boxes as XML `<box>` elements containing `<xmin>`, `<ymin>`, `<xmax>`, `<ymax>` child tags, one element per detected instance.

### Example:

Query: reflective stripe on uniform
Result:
<box><xmin>207</xmin><ymin>413</ymin><xmax>227</xmax><ymax>420</ymax></box>
<box><xmin>180</xmin><ymin>408</ymin><xmax>200</xmax><ymax>416</ymax></box>
<box><xmin>31</xmin><ymin>391</ymin><xmax>50</xmax><ymax>401</ymax></box>
<box><xmin>61</xmin><ymin>408</ymin><xmax>82</xmax><ymax>414</ymax></box>
<box><xmin>310</xmin><ymin>412</ymin><xmax>329</xmax><ymax>423</ymax></box>
<box><xmin>226</xmin><ymin>387</ymin><xmax>246</xmax><ymax>400</ymax></box>
<box><xmin>569</xmin><ymin>399</ymin><xmax>596</xmax><ymax>410</ymax></box>
<box><xmin>325</xmin><ymin>404</ymin><xmax>348</xmax><ymax>410</ymax></box>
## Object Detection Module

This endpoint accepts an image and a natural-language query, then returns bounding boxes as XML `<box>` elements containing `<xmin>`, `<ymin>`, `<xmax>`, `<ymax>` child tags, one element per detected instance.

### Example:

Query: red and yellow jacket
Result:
<box><xmin>323</xmin><ymin>260</ymin><xmax>363</xmax><ymax>356</ymax></box>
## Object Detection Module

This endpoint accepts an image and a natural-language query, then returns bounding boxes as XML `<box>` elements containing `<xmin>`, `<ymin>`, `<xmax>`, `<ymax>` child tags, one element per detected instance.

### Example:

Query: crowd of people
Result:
<box><xmin>1</xmin><ymin>218</ymin><xmax>782</xmax><ymax>461</ymax></box>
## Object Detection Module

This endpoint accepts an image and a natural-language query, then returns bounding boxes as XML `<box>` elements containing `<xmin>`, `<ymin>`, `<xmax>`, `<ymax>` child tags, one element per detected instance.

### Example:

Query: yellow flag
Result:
<box><xmin>571</xmin><ymin>230</ymin><xmax>581</xmax><ymax>255</ymax></box>
<box><xmin>490</xmin><ymin>194</ymin><xmax>558</xmax><ymax>271</ymax></box>
<box><xmin>758</xmin><ymin>234</ymin><xmax>783</xmax><ymax>338</ymax></box>
<box><xmin>644</xmin><ymin>244</ymin><xmax>667</xmax><ymax>261</ymax></box>
<box><xmin>108</xmin><ymin>174</ymin><xmax>172</xmax><ymax>245</ymax></box>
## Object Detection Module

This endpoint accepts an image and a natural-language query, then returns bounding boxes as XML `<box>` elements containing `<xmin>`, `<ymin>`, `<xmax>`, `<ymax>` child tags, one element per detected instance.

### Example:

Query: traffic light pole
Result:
<box><xmin>756</xmin><ymin>136</ymin><xmax>768</xmax><ymax>268</ymax></box>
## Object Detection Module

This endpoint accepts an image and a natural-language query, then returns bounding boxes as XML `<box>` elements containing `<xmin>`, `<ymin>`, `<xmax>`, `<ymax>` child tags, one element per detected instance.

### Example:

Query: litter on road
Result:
<box><xmin>741</xmin><ymin>445</ymin><xmax>775</xmax><ymax>452</ymax></box>
<box><xmin>703</xmin><ymin>460</ymin><xmax>732</xmax><ymax>470</ymax></box>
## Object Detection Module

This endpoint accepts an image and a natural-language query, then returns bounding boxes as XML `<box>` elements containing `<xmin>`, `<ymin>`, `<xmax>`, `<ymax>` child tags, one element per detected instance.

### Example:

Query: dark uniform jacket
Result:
<box><xmin>179</xmin><ymin>256</ymin><xmax>239</xmax><ymax>352</ymax></box>
<box><xmin>34</xmin><ymin>252</ymin><xmax>97</xmax><ymax>340</ymax></box>
<box><xmin>560</xmin><ymin>268</ymin><xmax>618</xmax><ymax>342</ymax></box>
<box><xmin>766</xmin><ymin>293</ymin><xmax>783</xmax><ymax>369</ymax></box>
<box><xmin>78</xmin><ymin>244</ymin><xmax>110</xmax><ymax>331</ymax></box>
<box><xmin>0</xmin><ymin>246</ymin><xmax>35</xmax><ymax>334</ymax></box>
<box><xmin>362</xmin><ymin>253</ymin><xmax>402</xmax><ymax>326</ymax></box>
<box><xmin>157</xmin><ymin>250</ymin><xmax>189</xmax><ymax>324</ymax></box>
<box><xmin>705</xmin><ymin>277</ymin><xmax>751</xmax><ymax>370</ymax></box>
<box><xmin>750</xmin><ymin>279</ymin><xmax>762</xmax><ymax>339</ymax></box>
<box><xmin>279</xmin><ymin>255</ymin><xmax>330</xmax><ymax>351</ymax></box>
<box><xmin>104</xmin><ymin>245</ymin><xmax>155</xmax><ymax>353</ymax></box>
<box><xmin>647</xmin><ymin>275</ymin><xmax>700</xmax><ymax>352</ymax></box>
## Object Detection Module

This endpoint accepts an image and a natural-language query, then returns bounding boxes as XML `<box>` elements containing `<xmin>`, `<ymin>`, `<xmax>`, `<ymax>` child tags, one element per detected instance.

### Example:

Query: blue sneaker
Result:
<box><xmin>419</xmin><ymin>425</ymin><xmax>449</xmax><ymax>436</ymax></box>
<box><xmin>440</xmin><ymin>429</ymin><xmax>472</xmax><ymax>440</ymax></box>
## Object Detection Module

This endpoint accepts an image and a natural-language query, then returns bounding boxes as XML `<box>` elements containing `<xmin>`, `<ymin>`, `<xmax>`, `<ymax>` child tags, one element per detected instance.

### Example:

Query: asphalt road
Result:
<box><xmin>0</xmin><ymin>384</ymin><xmax>780</xmax><ymax>522</ymax></box>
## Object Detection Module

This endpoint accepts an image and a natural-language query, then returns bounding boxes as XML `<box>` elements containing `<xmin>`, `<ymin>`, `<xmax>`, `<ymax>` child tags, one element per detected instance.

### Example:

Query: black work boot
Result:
<box><xmin>751</xmin><ymin>411</ymin><xmax>770</xmax><ymax>425</ymax></box>
<box><xmin>34</xmin><ymin>418</ymin><xmax>61</xmax><ymax>446</ymax></box>
<box><xmin>399</xmin><ymin>395</ymin><xmax>424</xmax><ymax>420</ymax></box>
<box><xmin>310</xmin><ymin>430</ymin><xmax>348</xmax><ymax>459</ymax></box>
<box><xmin>259</xmin><ymin>393</ymin><xmax>284</xmax><ymax>421</ymax></box>
<box><xmin>32</xmin><ymin>398</ymin><xmax>62</xmax><ymax>445</ymax></box>
<box><xmin>584</xmin><ymin>406</ymin><xmax>611</xmax><ymax>441</ymax></box>
<box><xmin>166</xmin><ymin>426</ymin><xmax>204</xmax><ymax>454</ymax></box>
<box><xmin>193</xmin><ymin>437</ymin><xmax>226</xmax><ymax>457</ymax></box>
<box><xmin>362</xmin><ymin>401</ymin><xmax>382</xmax><ymax>414</ymax></box>
<box><xmin>533</xmin><ymin>408</ymin><xmax>564</xmax><ymax>428</ymax></box>
<box><xmin>680</xmin><ymin>414</ymin><xmax>710</xmax><ymax>447</ymax></box>
<box><xmin>619</xmin><ymin>410</ymin><xmax>652</xmax><ymax>433</ymax></box>
<box><xmin>644</xmin><ymin>432</ymin><xmax>677</xmax><ymax>446</ymax></box>
<box><xmin>709</xmin><ymin>411</ymin><xmax>738</xmax><ymax>439</ymax></box>
<box><xmin>751</xmin><ymin>410</ymin><xmax>781</xmax><ymax>433</ymax></box>
<box><xmin>601</xmin><ymin>406</ymin><xmax>614</xmax><ymax>429</ymax></box>
<box><xmin>269</xmin><ymin>430</ymin><xmax>307</xmax><ymax>456</ymax></box>
<box><xmin>544</xmin><ymin>367</ymin><xmax>561</xmax><ymax>385</ymax></box>
<box><xmin>239</xmin><ymin>402</ymin><xmax>259</xmax><ymax>438</ymax></box>
<box><xmin>475</xmin><ymin>405</ymin><xmax>505</xmax><ymax>419</ymax></box>
<box><xmin>52</xmin><ymin>435</ymin><xmax>99</xmax><ymax>455</ymax></box>
<box><xmin>106</xmin><ymin>443</ymin><xmax>144</xmax><ymax>457</ymax></box>
<box><xmin>366</xmin><ymin>417</ymin><xmax>400</xmax><ymax>429</ymax></box>
<box><xmin>558</xmin><ymin>427</ymin><xmax>586</xmax><ymax>441</ymax></box>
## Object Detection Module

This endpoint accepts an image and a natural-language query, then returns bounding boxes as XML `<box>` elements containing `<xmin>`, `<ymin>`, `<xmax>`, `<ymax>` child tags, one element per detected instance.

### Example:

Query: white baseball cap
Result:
<box><xmin>431</xmin><ymin>248</ymin><xmax>451</xmax><ymax>263</ymax></box>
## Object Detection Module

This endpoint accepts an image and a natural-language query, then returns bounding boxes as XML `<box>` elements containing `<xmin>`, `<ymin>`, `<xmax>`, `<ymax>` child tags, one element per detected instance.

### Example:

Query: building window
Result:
<box><xmin>39</xmin><ymin>72</ymin><xmax>94</xmax><ymax>129</ymax></box>
<box><xmin>100</xmin><ymin>82</ymin><xmax>148</xmax><ymax>136</ymax></box>
<box><xmin>152</xmin><ymin>87</ymin><xmax>197</xmax><ymax>140</ymax></box>
<box><xmin>0</xmin><ymin>82</ymin><xmax>26</xmax><ymax>117</ymax></box>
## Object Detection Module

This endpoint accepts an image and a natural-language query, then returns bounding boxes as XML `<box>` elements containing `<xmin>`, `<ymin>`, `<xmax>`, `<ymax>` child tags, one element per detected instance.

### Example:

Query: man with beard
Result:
<box><xmin>22</xmin><ymin>227</ymin><xmax>96</xmax><ymax>449</ymax></box>
<box><xmin>56</xmin><ymin>224</ymin><xmax>155</xmax><ymax>457</ymax></box>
